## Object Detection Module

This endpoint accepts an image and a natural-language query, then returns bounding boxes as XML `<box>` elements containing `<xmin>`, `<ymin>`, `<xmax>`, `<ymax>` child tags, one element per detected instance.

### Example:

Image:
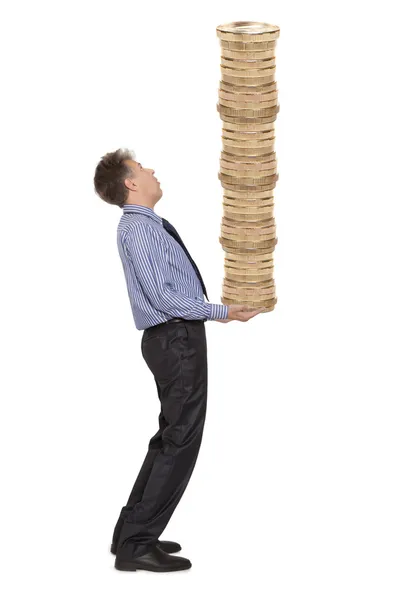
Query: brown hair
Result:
<box><xmin>93</xmin><ymin>147</ymin><xmax>137</xmax><ymax>208</ymax></box>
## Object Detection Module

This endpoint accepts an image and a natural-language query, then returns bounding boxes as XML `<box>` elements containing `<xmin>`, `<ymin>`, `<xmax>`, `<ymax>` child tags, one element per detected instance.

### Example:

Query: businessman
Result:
<box><xmin>93</xmin><ymin>148</ymin><xmax>264</xmax><ymax>572</ymax></box>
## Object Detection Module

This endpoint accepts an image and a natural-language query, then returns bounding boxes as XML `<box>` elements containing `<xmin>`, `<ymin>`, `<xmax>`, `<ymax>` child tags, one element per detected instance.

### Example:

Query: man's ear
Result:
<box><xmin>124</xmin><ymin>177</ymin><xmax>137</xmax><ymax>192</ymax></box>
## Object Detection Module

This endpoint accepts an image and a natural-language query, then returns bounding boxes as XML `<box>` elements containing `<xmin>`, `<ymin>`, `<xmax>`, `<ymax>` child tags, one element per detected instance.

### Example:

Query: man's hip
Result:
<box><xmin>143</xmin><ymin>317</ymin><xmax>206</xmax><ymax>335</ymax></box>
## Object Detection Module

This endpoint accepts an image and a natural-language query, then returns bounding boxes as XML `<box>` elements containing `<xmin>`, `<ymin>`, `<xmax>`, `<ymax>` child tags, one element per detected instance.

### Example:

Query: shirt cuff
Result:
<box><xmin>208</xmin><ymin>303</ymin><xmax>229</xmax><ymax>320</ymax></box>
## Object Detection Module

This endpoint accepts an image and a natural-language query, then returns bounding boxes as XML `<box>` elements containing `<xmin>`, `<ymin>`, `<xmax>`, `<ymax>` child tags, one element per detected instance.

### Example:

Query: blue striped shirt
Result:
<box><xmin>117</xmin><ymin>204</ymin><xmax>229</xmax><ymax>330</ymax></box>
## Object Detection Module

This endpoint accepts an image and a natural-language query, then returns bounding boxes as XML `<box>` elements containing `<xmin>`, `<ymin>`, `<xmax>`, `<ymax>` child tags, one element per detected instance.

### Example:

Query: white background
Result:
<box><xmin>1</xmin><ymin>1</ymin><xmax>400</xmax><ymax>598</ymax></box>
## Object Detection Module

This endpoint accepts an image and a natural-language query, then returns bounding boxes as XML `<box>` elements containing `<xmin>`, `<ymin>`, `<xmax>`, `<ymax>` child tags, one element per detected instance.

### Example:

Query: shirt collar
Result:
<box><xmin>122</xmin><ymin>204</ymin><xmax>163</xmax><ymax>225</ymax></box>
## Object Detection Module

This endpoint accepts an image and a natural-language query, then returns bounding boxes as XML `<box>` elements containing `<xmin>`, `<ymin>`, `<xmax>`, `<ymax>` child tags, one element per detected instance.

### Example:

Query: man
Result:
<box><xmin>93</xmin><ymin>147</ymin><xmax>264</xmax><ymax>572</ymax></box>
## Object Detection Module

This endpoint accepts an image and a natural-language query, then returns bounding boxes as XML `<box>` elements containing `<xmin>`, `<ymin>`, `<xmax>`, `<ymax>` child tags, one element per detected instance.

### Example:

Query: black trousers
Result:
<box><xmin>112</xmin><ymin>318</ymin><xmax>208</xmax><ymax>559</ymax></box>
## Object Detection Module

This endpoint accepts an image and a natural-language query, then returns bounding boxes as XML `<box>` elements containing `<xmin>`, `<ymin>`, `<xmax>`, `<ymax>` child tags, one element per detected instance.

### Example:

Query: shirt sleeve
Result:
<box><xmin>124</xmin><ymin>223</ymin><xmax>229</xmax><ymax>321</ymax></box>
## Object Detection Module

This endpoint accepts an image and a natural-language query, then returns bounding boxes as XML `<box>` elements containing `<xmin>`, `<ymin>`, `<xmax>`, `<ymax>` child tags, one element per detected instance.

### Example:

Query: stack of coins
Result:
<box><xmin>216</xmin><ymin>21</ymin><xmax>280</xmax><ymax>313</ymax></box>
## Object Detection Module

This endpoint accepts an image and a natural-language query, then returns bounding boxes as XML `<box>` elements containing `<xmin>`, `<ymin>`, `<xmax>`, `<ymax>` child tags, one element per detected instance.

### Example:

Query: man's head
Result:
<box><xmin>93</xmin><ymin>147</ymin><xmax>162</xmax><ymax>209</ymax></box>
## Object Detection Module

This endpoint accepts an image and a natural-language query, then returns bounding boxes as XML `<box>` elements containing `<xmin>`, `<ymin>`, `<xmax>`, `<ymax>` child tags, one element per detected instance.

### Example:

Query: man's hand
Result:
<box><xmin>215</xmin><ymin>304</ymin><xmax>265</xmax><ymax>323</ymax></box>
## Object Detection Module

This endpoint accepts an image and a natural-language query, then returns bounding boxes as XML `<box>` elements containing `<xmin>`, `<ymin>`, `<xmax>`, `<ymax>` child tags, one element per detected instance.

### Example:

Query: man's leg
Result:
<box><xmin>111</xmin><ymin>381</ymin><xmax>167</xmax><ymax>549</ymax></box>
<box><xmin>116</xmin><ymin>320</ymin><xmax>208</xmax><ymax>561</ymax></box>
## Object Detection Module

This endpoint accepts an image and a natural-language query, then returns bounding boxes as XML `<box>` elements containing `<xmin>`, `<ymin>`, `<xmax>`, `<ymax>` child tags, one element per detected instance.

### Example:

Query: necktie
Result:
<box><xmin>161</xmin><ymin>217</ymin><xmax>209</xmax><ymax>301</ymax></box>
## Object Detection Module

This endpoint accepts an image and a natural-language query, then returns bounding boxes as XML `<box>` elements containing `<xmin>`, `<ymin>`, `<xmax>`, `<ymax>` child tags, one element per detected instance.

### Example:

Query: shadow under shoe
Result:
<box><xmin>115</xmin><ymin>543</ymin><xmax>192</xmax><ymax>572</ymax></box>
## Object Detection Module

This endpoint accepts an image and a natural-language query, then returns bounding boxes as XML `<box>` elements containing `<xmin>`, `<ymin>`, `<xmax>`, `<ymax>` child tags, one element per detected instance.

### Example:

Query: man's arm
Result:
<box><xmin>123</xmin><ymin>222</ymin><xmax>229</xmax><ymax>321</ymax></box>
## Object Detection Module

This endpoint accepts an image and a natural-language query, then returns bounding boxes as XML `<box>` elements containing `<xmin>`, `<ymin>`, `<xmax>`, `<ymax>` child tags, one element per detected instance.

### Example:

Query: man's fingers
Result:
<box><xmin>238</xmin><ymin>307</ymin><xmax>265</xmax><ymax>320</ymax></box>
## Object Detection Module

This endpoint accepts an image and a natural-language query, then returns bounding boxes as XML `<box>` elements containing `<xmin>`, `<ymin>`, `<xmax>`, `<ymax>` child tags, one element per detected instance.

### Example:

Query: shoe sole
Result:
<box><xmin>115</xmin><ymin>560</ymin><xmax>191</xmax><ymax>572</ymax></box>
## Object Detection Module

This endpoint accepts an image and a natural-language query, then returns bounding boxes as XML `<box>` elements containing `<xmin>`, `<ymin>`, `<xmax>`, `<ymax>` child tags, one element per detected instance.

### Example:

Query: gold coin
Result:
<box><xmin>220</xmin><ymin>97</ymin><xmax>278</xmax><ymax>111</ymax></box>
<box><xmin>223</xmin><ymin>201</ymin><xmax>274</xmax><ymax>210</ymax></box>
<box><xmin>222</xmin><ymin>140</ymin><xmax>276</xmax><ymax>153</ymax></box>
<box><xmin>223</xmin><ymin>291</ymin><xmax>277</xmax><ymax>303</ymax></box>
<box><xmin>221</xmin><ymin>294</ymin><xmax>278</xmax><ymax>308</ymax></box>
<box><xmin>225</xmin><ymin>258</ymin><xmax>274</xmax><ymax>267</ymax></box>
<box><xmin>222</xmin><ymin>215</ymin><xmax>275</xmax><ymax>226</ymax></box>
<box><xmin>221</xmin><ymin>231</ymin><xmax>276</xmax><ymax>243</ymax></box>
<box><xmin>223</xmin><ymin>195</ymin><xmax>275</xmax><ymax>204</ymax></box>
<box><xmin>224</xmin><ymin>211</ymin><xmax>274</xmax><ymax>222</ymax></box>
<box><xmin>223</xmin><ymin>292</ymin><xmax>277</xmax><ymax>303</ymax></box>
<box><xmin>223</xmin><ymin>288</ymin><xmax>276</xmax><ymax>301</ymax></box>
<box><xmin>219</xmin><ymin>172</ymin><xmax>278</xmax><ymax>184</ymax></box>
<box><xmin>223</xmin><ymin>199</ymin><xmax>275</xmax><ymax>209</ymax></box>
<box><xmin>218</xmin><ymin>171</ymin><xmax>279</xmax><ymax>186</ymax></box>
<box><xmin>223</xmin><ymin>186</ymin><xmax>275</xmax><ymax>197</ymax></box>
<box><xmin>221</xmin><ymin>57</ymin><xmax>276</xmax><ymax>70</ymax></box>
<box><xmin>218</xmin><ymin>29</ymin><xmax>280</xmax><ymax>42</ymax></box>
<box><xmin>221</xmin><ymin>158</ymin><xmax>277</xmax><ymax>172</ymax></box>
<box><xmin>221</xmin><ymin>300</ymin><xmax>276</xmax><ymax>313</ymax></box>
<box><xmin>222</xmin><ymin>138</ymin><xmax>275</xmax><ymax>150</ymax></box>
<box><xmin>219</xmin><ymin>112</ymin><xmax>278</xmax><ymax>124</ymax></box>
<box><xmin>216</xmin><ymin>21</ymin><xmax>280</xmax><ymax>41</ymax></box>
<box><xmin>222</xmin><ymin>156</ymin><xmax>276</xmax><ymax>168</ymax></box>
<box><xmin>221</xmin><ymin>181</ymin><xmax>277</xmax><ymax>192</ymax></box>
<box><xmin>224</xmin><ymin>265</ymin><xmax>274</xmax><ymax>278</ymax></box>
<box><xmin>218</xmin><ymin>39</ymin><xmax>277</xmax><ymax>52</ymax></box>
<box><xmin>221</xmin><ymin>218</ymin><xmax>276</xmax><ymax>231</ymax></box>
<box><xmin>222</xmin><ymin>221</ymin><xmax>276</xmax><ymax>232</ymax></box>
<box><xmin>221</xmin><ymin>234</ymin><xmax>278</xmax><ymax>245</ymax></box>
<box><xmin>218</xmin><ymin>91</ymin><xmax>279</xmax><ymax>109</ymax></box>
<box><xmin>224</xmin><ymin>250</ymin><xmax>274</xmax><ymax>261</ymax></box>
<box><xmin>221</xmin><ymin>144</ymin><xmax>275</xmax><ymax>157</ymax></box>
<box><xmin>221</xmin><ymin>169</ymin><xmax>277</xmax><ymax>181</ymax></box>
<box><xmin>225</xmin><ymin>272</ymin><xmax>274</xmax><ymax>284</ymax></box>
<box><xmin>224</xmin><ymin>264</ymin><xmax>274</xmax><ymax>276</ymax></box>
<box><xmin>225</xmin><ymin>267</ymin><xmax>275</xmax><ymax>279</ymax></box>
<box><xmin>222</xmin><ymin>291</ymin><xmax>277</xmax><ymax>303</ymax></box>
<box><xmin>224</xmin><ymin>275</ymin><xmax>274</xmax><ymax>286</ymax></box>
<box><xmin>222</xmin><ymin>186</ymin><xmax>275</xmax><ymax>198</ymax></box>
<box><xmin>222</xmin><ymin>220</ymin><xmax>276</xmax><ymax>232</ymax></box>
<box><xmin>221</xmin><ymin>119</ymin><xmax>276</xmax><ymax>132</ymax></box>
<box><xmin>223</xmin><ymin>196</ymin><xmax>275</xmax><ymax>205</ymax></box>
<box><xmin>221</xmin><ymin>48</ymin><xmax>276</xmax><ymax>60</ymax></box>
<box><xmin>224</xmin><ymin>276</ymin><xmax>275</xmax><ymax>286</ymax></box>
<box><xmin>219</xmin><ymin>106</ymin><xmax>279</xmax><ymax>120</ymax></box>
<box><xmin>219</xmin><ymin>82</ymin><xmax>278</xmax><ymax>95</ymax></box>
<box><xmin>218</xmin><ymin>173</ymin><xmax>279</xmax><ymax>186</ymax></box>
<box><xmin>221</xmin><ymin>135</ymin><xmax>276</xmax><ymax>146</ymax></box>
<box><xmin>220</xmin><ymin>80</ymin><xmax>277</xmax><ymax>94</ymax></box>
<box><xmin>221</xmin><ymin>155</ymin><xmax>277</xmax><ymax>167</ymax></box>
<box><xmin>221</xmin><ymin>151</ymin><xmax>276</xmax><ymax>163</ymax></box>
<box><xmin>221</xmin><ymin>148</ymin><xmax>276</xmax><ymax>161</ymax></box>
<box><xmin>221</xmin><ymin>133</ymin><xmax>275</xmax><ymax>145</ymax></box>
<box><xmin>223</xmin><ymin>204</ymin><xmax>275</xmax><ymax>215</ymax></box>
<box><xmin>225</xmin><ymin>267</ymin><xmax>274</xmax><ymax>278</ymax></box>
<box><xmin>225</xmin><ymin>257</ymin><xmax>274</xmax><ymax>267</ymax></box>
<box><xmin>221</xmin><ymin>63</ymin><xmax>276</xmax><ymax>74</ymax></box>
<box><xmin>223</xmin><ymin>245</ymin><xmax>276</xmax><ymax>255</ymax></box>
<box><xmin>225</xmin><ymin>260</ymin><xmax>274</xmax><ymax>270</ymax></box>
<box><xmin>221</xmin><ymin>127</ymin><xmax>276</xmax><ymax>139</ymax></box>
<box><xmin>219</xmin><ymin>235</ymin><xmax>277</xmax><ymax>249</ymax></box>
<box><xmin>222</xmin><ymin>171</ymin><xmax>277</xmax><ymax>183</ymax></box>
<box><xmin>221</xmin><ymin>73</ymin><xmax>276</xmax><ymax>86</ymax></box>
<box><xmin>221</xmin><ymin>135</ymin><xmax>276</xmax><ymax>147</ymax></box>
<box><xmin>220</xmin><ymin>89</ymin><xmax>278</xmax><ymax>102</ymax></box>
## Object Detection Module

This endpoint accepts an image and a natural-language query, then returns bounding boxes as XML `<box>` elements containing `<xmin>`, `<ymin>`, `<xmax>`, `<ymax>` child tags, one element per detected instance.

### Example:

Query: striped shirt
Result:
<box><xmin>117</xmin><ymin>204</ymin><xmax>229</xmax><ymax>330</ymax></box>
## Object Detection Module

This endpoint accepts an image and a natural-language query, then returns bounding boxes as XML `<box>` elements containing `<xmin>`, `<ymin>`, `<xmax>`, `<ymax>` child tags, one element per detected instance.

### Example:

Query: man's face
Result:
<box><xmin>125</xmin><ymin>159</ymin><xmax>162</xmax><ymax>203</ymax></box>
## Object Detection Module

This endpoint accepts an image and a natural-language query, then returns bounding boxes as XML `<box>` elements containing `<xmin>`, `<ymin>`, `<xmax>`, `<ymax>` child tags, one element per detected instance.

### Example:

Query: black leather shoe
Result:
<box><xmin>110</xmin><ymin>539</ymin><xmax>181</xmax><ymax>555</ymax></box>
<box><xmin>115</xmin><ymin>544</ymin><xmax>191</xmax><ymax>572</ymax></box>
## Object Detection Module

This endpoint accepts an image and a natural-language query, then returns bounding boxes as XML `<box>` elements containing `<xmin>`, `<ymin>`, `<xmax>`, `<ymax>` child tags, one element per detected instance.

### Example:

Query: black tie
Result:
<box><xmin>161</xmin><ymin>217</ymin><xmax>209</xmax><ymax>301</ymax></box>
